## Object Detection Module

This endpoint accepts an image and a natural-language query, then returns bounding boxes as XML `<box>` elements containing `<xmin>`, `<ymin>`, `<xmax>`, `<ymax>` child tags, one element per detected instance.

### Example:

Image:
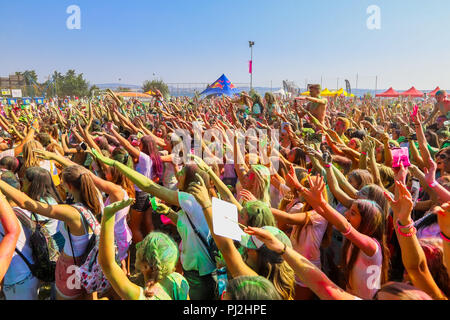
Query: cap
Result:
<box><xmin>240</xmin><ymin>226</ymin><xmax>292</xmax><ymax>250</ymax></box>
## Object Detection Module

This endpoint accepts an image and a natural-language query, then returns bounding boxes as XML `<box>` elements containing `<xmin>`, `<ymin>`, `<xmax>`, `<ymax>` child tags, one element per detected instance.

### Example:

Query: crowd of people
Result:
<box><xmin>0</xmin><ymin>85</ymin><xmax>449</xmax><ymax>300</ymax></box>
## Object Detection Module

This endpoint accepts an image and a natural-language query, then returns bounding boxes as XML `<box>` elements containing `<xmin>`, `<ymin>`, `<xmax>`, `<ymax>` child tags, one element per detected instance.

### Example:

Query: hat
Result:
<box><xmin>240</xmin><ymin>226</ymin><xmax>292</xmax><ymax>250</ymax></box>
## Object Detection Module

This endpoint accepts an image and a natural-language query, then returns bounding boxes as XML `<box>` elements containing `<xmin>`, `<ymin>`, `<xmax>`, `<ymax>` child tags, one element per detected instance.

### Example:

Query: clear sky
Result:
<box><xmin>1</xmin><ymin>0</ymin><xmax>449</xmax><ymax>90</ymax></box>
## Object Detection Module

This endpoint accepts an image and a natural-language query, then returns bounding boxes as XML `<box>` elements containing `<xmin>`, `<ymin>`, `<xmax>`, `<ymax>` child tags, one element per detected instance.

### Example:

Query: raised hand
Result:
<box><xmin>186</xmin><ymin>173</ymin><xmax>211</xmax><ymax>209</ymax></box>
<box><xmin>299</xmin><ymin>175</ymin><xmax>327</xmax><ymax>209</ymax></box>
<box><xmin>91</xmin><ymin>148</ymin><xmax>115</xmax><ymax>166</ymax></box>
<box><xmin>34</xmin><ymin>149</ymin><xmax>56</xmax><ymax>161</ymax></box>
<box><xmin>243</xmin><ymin>226</ymin><xmax>285</xmax><ymax>253</ymax></box>
<box><xmin>384</xmin><ymin>181</ymin><xmax>413</xmax><ymax>224</ymax></box>
<box><xmin>103</xmin><ymin>198</ymin><xmax>135</xmax><ymax>216</ymax></box>
<box><xmin>285</xmin><ymin>164</ymin><xmax>302</xmax><ymax>190</ymax></box>
<box><xmin>435</xmin><ymin>202</ymin><xmax>450</xmax><ymax>237</ymax></box>
<box><xmin>423</xmin><ymin>157</ymin><xmax>437</xmax><ymax>184</ymax></box>
<box><xmin>239</xmin><ymin>189</ymin><xmax>257</xmax><ymax>203</ymax></box>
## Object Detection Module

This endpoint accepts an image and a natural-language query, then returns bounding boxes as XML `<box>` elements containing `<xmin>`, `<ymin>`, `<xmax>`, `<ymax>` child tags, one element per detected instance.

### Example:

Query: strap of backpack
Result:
<box><xmin>72</xmin><ymin>204</ymin><xmax>100</xmax><ymax>237</ymax></box>
<box><xmin>0</xmin><ymin>231</ymin><xmax>34</xmax><ymax>272</ymax></box>
<box><xmin>66</xmin><ymin>225</ymin><xmax>78</xmax><ymax>266</ymax></box>
<box><xmin>183</xmin><ymin>211</ymin><xmax>215</xmax><ymax>265</ymax></box>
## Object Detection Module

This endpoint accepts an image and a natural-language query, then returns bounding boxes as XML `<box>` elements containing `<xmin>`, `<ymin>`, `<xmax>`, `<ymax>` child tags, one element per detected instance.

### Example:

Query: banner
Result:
<box><xmin>35</xmin><ymin>97</ymin><xmax>44</xmax><ymax>104</ymax></box>
<box><xmin>11</xmin><ymin>89</ymin><xmax>22</xmax><ymax>98</ymax></box>
<box><xmin>1</xmin><ymin>89</ymin><xmax>11</xmax><ymax>96</ymax></box>
<box><xmin>345</xmin><ymin>79</ymin><xmax>351</xmax><ymax>94</ymax></box>
<box><xmin>249</xmin><ymin>60</ymin><xmax>252</xmax><ymax>74</ymax></box>
<box><xmin>7</xmin><ymin>98</ymin><xmax>17</xmax><ymax>105</ymax></box>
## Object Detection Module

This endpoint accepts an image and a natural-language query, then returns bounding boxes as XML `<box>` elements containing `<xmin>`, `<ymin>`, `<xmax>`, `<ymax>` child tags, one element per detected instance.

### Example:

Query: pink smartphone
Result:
<box><xmin>391</xmin><ymin>147</ymin><xmax>411</xmax><ymax>168</ymax></box>
<box><xmin>410</xmin><ymin>105</ymin><xmax>418</xmax><ymax>118</ymax></box>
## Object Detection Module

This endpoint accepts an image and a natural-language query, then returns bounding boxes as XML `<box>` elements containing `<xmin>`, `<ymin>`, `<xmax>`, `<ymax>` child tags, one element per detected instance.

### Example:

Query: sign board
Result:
<box><xmin>1</xmin><ymin>89</ymin><xmax>11</xmax><ymax>96</ymax></box>
<box><xmin>11</xmin><ymin>89</ymin><xmax>22</xmax><ymax>98</ymax></box>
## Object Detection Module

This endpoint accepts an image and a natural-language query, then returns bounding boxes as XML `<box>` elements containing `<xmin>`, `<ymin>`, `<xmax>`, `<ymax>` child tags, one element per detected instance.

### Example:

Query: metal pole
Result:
<box><xmin>250</xmin><ymin>45</ymin><xmax>253</xmax><ymax>91</ymax></box>
<box><xmin>375</xmin><ymin>76</ymin><xmax>378</xmax><ymax>95</ymax></box>
<box><xmin>356</xmin><ymin>73</ymin><xmax>358</xmax><ymax>90</ymax></box>
<box><xmin>321</xmin><ymin>76</ymin><xmax>323</xmax><ymax>88</ymax></box>
<box><xmin>337</xmin><ymin>77</ymin><xmax>339</xmax><ymax>90</ymax></box>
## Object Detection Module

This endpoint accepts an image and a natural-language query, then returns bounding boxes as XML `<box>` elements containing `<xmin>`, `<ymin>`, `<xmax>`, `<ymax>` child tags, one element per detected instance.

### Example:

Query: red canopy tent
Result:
<box><xmin>400</xmin><ymin>86</ymin><xmax>424</xmax><ymax>97</ymax></box>
<box><xmin>427</xmin><ymin>86</ymin><xmax>440</xmax><ymax>97</ymax></box>
<box><xmin>376</xmin><ymin>87</ymin><xmax>400</xmax><ymax>97</ymax></box>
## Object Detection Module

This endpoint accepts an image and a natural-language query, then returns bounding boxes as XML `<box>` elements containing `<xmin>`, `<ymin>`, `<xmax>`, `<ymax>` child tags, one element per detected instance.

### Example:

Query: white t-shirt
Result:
<box><xmin>346</xmin><ymin>239</ymin><xmax>383</xmax><ymax>300</ymax></box>
<box><xmin>0</xmin><ymin>208</ymin><xmax>34</xmax><ymax>285</ymax></box>
<box><xmin>134</xmin><ymin>152</ymin><xmax>153</xmax><ymax>192</ymax></box>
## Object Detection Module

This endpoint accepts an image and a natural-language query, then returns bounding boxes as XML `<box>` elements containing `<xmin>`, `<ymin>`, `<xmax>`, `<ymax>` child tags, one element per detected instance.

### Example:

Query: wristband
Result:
<box><xmin>428</xmin><ymin>181</ymin><xmax>438</xmax><ymax>188</ymax></box>
<box><xmin>398</xmin><ymin>226</ymin><xmax>417</xmax><ymax>238</ymax></box>
<box><xmin>396</xmin><ymin>219</ymin><xmax>414</xmax><ymax>230</ymax></box>
<box><xmin>202</xmin><ymin>204</ymin><xmax>212</xmax><ymax>210</ymax></box>
<box><xmin>361</xmin><ymin>151</ymin><xmax>367</xmax><ymax>156</ymax></box>
<box><xmin>324</xmin><ymin>163</ymin><xmax>331</xmax><ymax>168</ymax></box>
<box><xmin>440</xmin><ymin>232</ymin><xmax>450</xmax><ymax>243</ymax></box>
<box><xmin>342</xmin><ymin>224</ymin><xmax>353</xmax><ymax>236</ymax></box>
<box><xmin>278</xmin><ymin>242</ymin><xmax>287</xmax><ymax>255</ymax></box>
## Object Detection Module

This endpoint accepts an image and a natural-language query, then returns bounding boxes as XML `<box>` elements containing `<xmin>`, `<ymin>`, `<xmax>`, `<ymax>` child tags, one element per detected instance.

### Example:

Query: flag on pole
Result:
<box><xmin>249</xmin><ymin>60</ymin><xmax>252</xmax><ymax>74</ymax></box>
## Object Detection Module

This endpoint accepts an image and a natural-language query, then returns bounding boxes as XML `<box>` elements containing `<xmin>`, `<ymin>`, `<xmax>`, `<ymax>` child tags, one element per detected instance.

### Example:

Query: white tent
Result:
<box><xmin>273</xmin><ymin>88</ymin><xmax>286</xmax><ymax>97</ymax></box>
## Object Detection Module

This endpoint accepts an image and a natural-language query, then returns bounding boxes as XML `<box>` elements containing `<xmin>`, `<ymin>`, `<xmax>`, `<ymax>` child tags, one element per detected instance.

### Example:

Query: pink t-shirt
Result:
<box><xmin>346</xmin><ymin>239</ymin><xmax>383</xmax><ymax>300</ymax></box>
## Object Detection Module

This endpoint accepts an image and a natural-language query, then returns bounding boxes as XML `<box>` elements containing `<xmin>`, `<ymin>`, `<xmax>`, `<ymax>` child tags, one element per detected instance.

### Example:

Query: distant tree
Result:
<box><xmin>89</xmin><ymin>85</ymin><xmax>100</xmax><ymax>96</ymax></box>
<box><xmin>52</xmin><ymin>70</ymin><xmax>89</xmax><ymax>97</ymax></box>
<box><xmin>117</xmin><ymin>87</ymin><xmax>131</xmax><ymax>92</ymax></box>
<box><xmin>142</xmin><ymin>79</ymin><xmax>169</xmax><ymax>98</ymax></box>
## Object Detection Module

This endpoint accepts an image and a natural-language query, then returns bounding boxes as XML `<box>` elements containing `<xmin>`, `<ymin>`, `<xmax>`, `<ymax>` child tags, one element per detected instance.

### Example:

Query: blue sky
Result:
<box><xmin>1</xmin><ymin>0</ymin><xmax>449</xmax><ymax>90</ymax></box>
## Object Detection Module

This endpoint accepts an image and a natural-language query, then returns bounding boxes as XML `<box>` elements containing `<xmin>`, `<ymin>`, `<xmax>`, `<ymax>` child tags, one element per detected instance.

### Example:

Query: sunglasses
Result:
<box><xmin>438</xmin><ymin>154</ymin><xmax>448</xmax><ymax>160</ymax></box>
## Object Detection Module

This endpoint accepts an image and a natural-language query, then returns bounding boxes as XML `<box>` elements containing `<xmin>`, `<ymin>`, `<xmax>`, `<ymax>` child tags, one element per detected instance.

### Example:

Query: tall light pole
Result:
<box><xmin>249</xmin><ymin>41</ymin><xmax>255</xmax><ymax>91</ymax></box>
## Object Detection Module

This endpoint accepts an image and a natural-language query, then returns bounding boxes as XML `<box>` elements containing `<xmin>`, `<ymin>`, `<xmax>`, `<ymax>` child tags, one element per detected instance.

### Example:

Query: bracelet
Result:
<box><xmin>361</xmin><ymin>151</ymin><xmax>367</xmax><ymax>156</ymax></box>
<box><xmin>397</xmin><ymin>226</ymin><xmax>417</xmax><ymax>238</ymax></box>
<box><xmin>428</xmin><ymin>181</ymin><xmax>438</xmax><ymax>188</ymax></box>
<box><xmin>202</xmin><ymin>204</ymin><xmax>212</xmax><ymax>210</ymax></box>
<box><xmin>396</xmin><ymin>219</ymin><xmax>414</xmax><ymax>230</ymax></box>
<box><xmin>278</xmin><ymin>242</ymin><xmax>287</xmax><ymax>255</ymax></box>
<box><xmin>324</xmin><ymin>163</ymin><xmax>331</xmax><ymax>168</ymax></box>
<box><xmin>440</xmin><ymin>232</ymin><xmax>450</xmax><ymax>243</ymax></box>
<box><xmin>342</xmin><ymin>224</ymin><xmax>353</xmax><ymax>236</ymax></box>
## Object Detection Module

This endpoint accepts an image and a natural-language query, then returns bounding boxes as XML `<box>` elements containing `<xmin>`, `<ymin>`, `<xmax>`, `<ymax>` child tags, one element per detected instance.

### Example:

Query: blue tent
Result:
<box><xmin>201</xmin><ymin>74</ymin><xmax>240</xmax><ymax>97</ymax></box>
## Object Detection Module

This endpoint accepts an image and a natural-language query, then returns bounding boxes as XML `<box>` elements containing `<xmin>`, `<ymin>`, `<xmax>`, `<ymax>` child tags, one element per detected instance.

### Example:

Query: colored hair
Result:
<box><xmin>248</xmin><ymin>165</ymin><xmax>271</xmax><ymax>205</ymax></box>
<box><xmin>140</xmin><ymin>135</ymin><xmax>163</xmax><ymax>181</ymax></box>
<box><xmin>136</xmin><ymin>232</ymin><xmax>179</xmax><ymax>299</ymax></box>
<box><xmin>243</xmin><ymin>201</ymin><xmax>276</xmax><ymax>227</ymax></box>
<box><xmin>227</xmin><ymin>275</ymin><xmax>282</xmax><ymax>300</ymax></box>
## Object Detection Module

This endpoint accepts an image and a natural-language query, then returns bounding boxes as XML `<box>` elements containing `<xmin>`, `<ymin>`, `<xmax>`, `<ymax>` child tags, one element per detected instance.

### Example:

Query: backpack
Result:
<box><xmin>68</xmin><ymin>204</ymin><xmax>114</xmax><ymax>294</ymax></box>
<box><xmin>11</xmin><ymin>207</ymin><xmax>59</xmax><ymax>283</ymax></box>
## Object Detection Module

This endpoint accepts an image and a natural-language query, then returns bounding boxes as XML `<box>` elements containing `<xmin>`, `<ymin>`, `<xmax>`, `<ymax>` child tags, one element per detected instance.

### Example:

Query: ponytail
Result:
<box><xmin>62</xmin><ymin>165</ymin><xmax>102</xmax><ymax>216</ymax></box>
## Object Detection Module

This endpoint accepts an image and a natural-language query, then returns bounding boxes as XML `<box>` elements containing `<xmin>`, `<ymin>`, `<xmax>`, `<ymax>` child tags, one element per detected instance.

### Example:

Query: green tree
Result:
<box><xmin>117</xmin><ymin>87</ymin><xmax>131</xmax><ymax>92</ymax></box>
<box><xmin>142</xmin><ymin>79</ymin><xmax>169</xmax><ymax>98</ymax></box>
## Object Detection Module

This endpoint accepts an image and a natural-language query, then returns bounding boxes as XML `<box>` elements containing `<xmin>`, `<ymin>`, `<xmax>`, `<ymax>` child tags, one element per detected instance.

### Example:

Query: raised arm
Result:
<box><xmin>92</xmin><ymin>149</ymin><xmax>179</xmax><ymax>207</ymax></box>
<box><xmin>299</xmin><ymin>176</ymin><xmax>378</xmax><ymax>257</ymax></box>
<box><xmin>244</xmin><ymin>226</ymin><xmax>357</xmax><ymax>300</ymax></box>
<box><xmin>0</xmin><ymin>192</ymin><xmax>20</xmax><ymax>281</ymax></box>
<box><xmin>385</xmin><ymin>181</ymin><xmax>447</xmax><ymax>300</ymax></box>
<box><xmin>98</xmin><ymin>198</ymin><xmax>139</xmax><ymax>300</ymax></box>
